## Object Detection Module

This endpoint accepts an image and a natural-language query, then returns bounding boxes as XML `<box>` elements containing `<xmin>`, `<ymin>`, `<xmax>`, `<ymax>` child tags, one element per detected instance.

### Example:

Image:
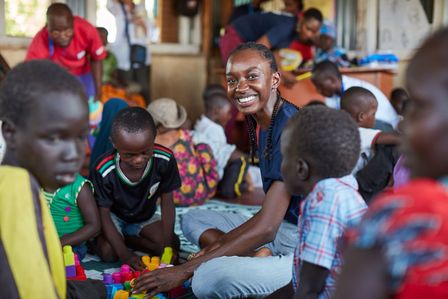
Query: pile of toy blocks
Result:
<box><xmin>63</xmin><ymin>245</ymin><xmax>87</xmax><ymax>281</ymax></box>
<box><xmin>103</xmin><ymin>247</ymin><xmax>188</xmax><ymax>299</ymax></box>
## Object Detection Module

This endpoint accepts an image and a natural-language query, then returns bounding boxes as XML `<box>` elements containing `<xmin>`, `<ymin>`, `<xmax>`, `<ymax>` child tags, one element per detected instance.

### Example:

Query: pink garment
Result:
<box><xmin>393</xmin><ymin>155</ymin><xmax>410</xmax><ymax>189</ymax></box>
<box><xmin>219</xmin><ymin>25</ymin><xmax>244</xmax><ymax>65</ymax></box>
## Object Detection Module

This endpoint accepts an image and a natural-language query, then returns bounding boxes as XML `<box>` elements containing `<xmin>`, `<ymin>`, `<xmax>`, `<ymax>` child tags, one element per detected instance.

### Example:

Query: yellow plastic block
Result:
<box><xmin>113</xmin><ymin>290</ymin><xmax>129</xmax><ymax>299</ymax></box>
<box><xmin>63</xmin><ymin>245</ymin><xmax>75</xmax><ymax>266</ymax></box>
<box><xmin>147</xmin><ymin>263</ymin><xmax>158</xmax><ymax>271</ymax></box>
<box><xmin>161</xmin><ymin>247</ymin><xmax>173</xmax><ymax>264</ymax></box>
<box><xmin>151</xmin><ymin>256</ymin><xmax>160</xmax><ymax>266</ymax></box>
<box><xmin>141</xmin><ymin>255</ymin><xmax>150</xmax><ymax>267</ymax></box>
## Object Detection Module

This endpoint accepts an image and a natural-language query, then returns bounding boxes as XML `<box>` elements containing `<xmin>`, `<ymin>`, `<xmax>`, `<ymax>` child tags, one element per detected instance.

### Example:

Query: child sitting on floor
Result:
<box><xmin>341</xmin><ymin>86</ymin><xmax>401</xmax><ymax>174</ymax></box>
<box><xmin>43</xmin><ymin>173</ymin><xmax>100</xmax><ymax>260</ymax></box>
<box><xmin>0</xmin><ymin>60</ymin><xmax>105</xmax><ymax>298</ymax></box>
<box><xmin>90</xmin><ymin>107</ymin><xmax>181</xmax><ymax>270</ymax></box>
<box><xmin>269</xmin><ymin>106</ymin><xmax>367</xmax><ymax>298</ymax></box>
<box><xmin>193</xmin><ymin>90</ymin><xmax>252</xmax><ymax>198</ymax></box>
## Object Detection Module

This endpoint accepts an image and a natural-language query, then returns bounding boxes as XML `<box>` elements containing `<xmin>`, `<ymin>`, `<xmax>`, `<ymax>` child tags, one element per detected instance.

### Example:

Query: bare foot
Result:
<box><xmin>254</xmin><ymin>247</ymin><xmax>272</xmax><ymax>257</ymax></box>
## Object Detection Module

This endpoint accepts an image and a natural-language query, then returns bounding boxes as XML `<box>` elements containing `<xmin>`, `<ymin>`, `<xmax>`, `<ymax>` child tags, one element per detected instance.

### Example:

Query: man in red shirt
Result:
<box><xmin>26</xmin><ymin>3</ymin><xmax>106</xmax><ymax>101</ymax></box>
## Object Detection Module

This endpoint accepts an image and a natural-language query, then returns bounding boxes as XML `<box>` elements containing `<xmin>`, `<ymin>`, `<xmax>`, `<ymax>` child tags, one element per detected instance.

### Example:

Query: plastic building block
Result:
<box><xmin>112</xmin><ymin>272</ymin><xmax>121</xmax><ymax>284</ymax></box>
<box><xmin>151</xmin><ymin>256</ymin><xmax>160</xmax><ymax>266</ymax></box>
<box><xmin>103</xmin><ymin>273</ymin><xmax>113</xmax><ymax>285</ymax></box>
<box><xmin>121</xmin><ymin>272</ymin><xmax>133</xmax><ymax>283</ymax></box>
<box><xmin>161</xmin><ymin>247</ymin><xmax>173</xmax><ymax>265</ymax></box>
<box><xmin>152</xmin><ymin>293</ymin><xmax>167</xmax><ymax>299</ymax></box>
<box><xmin>129</xmin><ymin>294</ymin><xmax>145</xmax><ymax>299</ymax></box>
<box><xmin>133</xmin><ymin>271</ymin><xmax>141</xmax><ymax>279</ymax></box>
<box><xmin>106</xmin><ymin>284</ymin><xmax>123</xmax><ymax>299</ymax></box>
<box><xmin>147</xmin><ymin>263</ymin><xmax>158</xmax><ymax>271</ymax></box>
<box><xmin>63</xmin><ymin>245</ymin><xmax>75</xmax><ymax>266</ymax></box>
<box><xmin>66</xmin><ymin>265</ymin><xmax>76</xmax><ymax>278</ymax></box>
<box><xmin>123</xmin><ymin>281</ymin><xmax>132</xmax><ymax>291</ymax></box>
<box><xmin>113</xmin><ymin>290</ymin><xmax>129</xmax><ymax>299</ymax></box>
<box><xmin>141</xmin><ymin>256</ymin><xmax>151</xmax><ymax>268</ymax></box>
<box><xmin>121</xmin><ymin>264</ymin><xmax>131</xmax><ymax>273</ymax></box>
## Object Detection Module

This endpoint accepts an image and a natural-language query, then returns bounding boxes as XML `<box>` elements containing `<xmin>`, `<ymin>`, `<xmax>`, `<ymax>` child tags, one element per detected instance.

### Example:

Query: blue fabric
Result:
<box><xmin>232</xmin><ymin>12</ymin><xmax>297</xmax><ymax>49</ymax></box>
<box><xmin>229</xmin><ymin>4</ymin><xmax>262</xmax><ymax>23</ymax></box>
<box><xmin>258</xmin><ymin>100</ymin><xmax>301</xmax><ymax>224</ymax></box>
<box><xmin>76</xmin><ymin>72</ymin><xmax>96</xmax><ymax>99</ymax></box>
<box><xmin>314</xmin><ymin>46</ymin><xmax>350</xmax><ymax>67</ymax></box>
<box><xmin>73</xmin><ymin>243</ymin><xmax>88</xmax><ymax>261</ymax></box>
<box><xmin>89</xmin><ymin>99</ymin><xmax>129</xmax><ymax>169</ymax></box>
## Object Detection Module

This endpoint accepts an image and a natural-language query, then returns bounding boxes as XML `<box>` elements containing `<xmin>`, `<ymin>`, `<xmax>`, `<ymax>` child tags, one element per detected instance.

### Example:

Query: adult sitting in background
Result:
<box><xmin>107</xmin><ymin>0</ymin><xmax>152</xmax><ymax>104</ymax></box>
<box><xmin>314</xmin><ymin>21</ymin><xmax>350</xmax><ymax>67</ymax></box>
<box><xmin>147</xmin><ymin>98</ymin><xmax>218</xmax><ymax>206</ymax></box>
<box><xmin>279</xmin><ymin>8</ymin><xmax>323</xmax><ymax>87</ymax></box>
<box><xmin>228</xmin><ymin>0</ymin><xmax>268</xmax><ymax>23</ymax></box>
<box><xmin>89</xmin><ymin>99</ymin><xmax>129</xmax><ymax>169</ymax></box>
<box><xmin>26</xmin><ymin>3</ymin><xmax>105</xmax><ymax>101</ymax></box>
<box><xmin>311</xmin><ymin>60</ymin><xmax>399</xmax><ymax>129</ymax></box>
<box><xmin>219</xmin><ymin>10</ymin><xmax>299</xmax><ymax>64</ymax></box>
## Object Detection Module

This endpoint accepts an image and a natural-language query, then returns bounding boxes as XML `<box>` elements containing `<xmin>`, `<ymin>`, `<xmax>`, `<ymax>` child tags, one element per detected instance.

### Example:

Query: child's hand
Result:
<box><xmin>123</xmin><ymin>254</ymin><xmax>145</xmax><ymax>271</ymax></box>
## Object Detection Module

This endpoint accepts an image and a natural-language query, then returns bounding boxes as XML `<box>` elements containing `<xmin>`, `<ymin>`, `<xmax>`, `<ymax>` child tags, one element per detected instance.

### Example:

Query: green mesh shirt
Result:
<box><xmin>43</xmin><ymin>174</ymin><xmax>93</xmax><ymax>238</ymax></box>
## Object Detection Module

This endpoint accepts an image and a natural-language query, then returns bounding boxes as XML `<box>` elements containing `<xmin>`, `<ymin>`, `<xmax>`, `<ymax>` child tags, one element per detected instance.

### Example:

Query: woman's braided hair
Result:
<box><xmin>229</xmin><ymin>42</ymin><xmax>300</xmax><ymax>163</ymax></box>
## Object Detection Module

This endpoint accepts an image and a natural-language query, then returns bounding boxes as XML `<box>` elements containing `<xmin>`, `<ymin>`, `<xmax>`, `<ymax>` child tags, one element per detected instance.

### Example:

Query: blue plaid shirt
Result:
<box><xmin>292</xmin><ymin>175</ymin><xmax>367</xmax><ymax>299</ymax></box>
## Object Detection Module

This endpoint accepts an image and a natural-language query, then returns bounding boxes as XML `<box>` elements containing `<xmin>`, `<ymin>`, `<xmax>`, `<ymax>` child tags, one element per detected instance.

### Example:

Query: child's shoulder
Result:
<box><xmin>153</xmin><ymin>143</ymin><xmax>174</xmax><ymax>162</ymax></box>
<box><xmin>92</xmin><ymin>151</ymin><xmax>116</xmax><ymax>176</ymax></box>
<box><xmin>308</xmin><ymin>176</ymin><xmax>365</xmax><ymax>210</ymax></box>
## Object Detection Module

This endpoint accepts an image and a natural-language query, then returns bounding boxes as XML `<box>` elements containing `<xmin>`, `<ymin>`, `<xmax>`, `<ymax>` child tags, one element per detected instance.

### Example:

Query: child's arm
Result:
<box><xmin>293</xmin><ymin>262</ymin><xmax>329</xmax><ymax>299</ymax></box>
<box><xmin>160</xmin><ymin>192</ymin><xmax>177</xmax><ymax>256</ymax></box>
<box><xmin>60</xmin><ymin>184</ymin><xmax>100</xmax><ymax>246</ymax></box>
<box><xmin>375</xmin><ymin>132</ymin><xmax>401</xmax><ymax>145</ymax></box>
<box><xmin>99</xmin><ymin>207</ymin><xmax>144</xmax><ymax>270</ymax></box>
<box><xmin>333</xmin><ymin>247</ymin><xmax>388</xmax><ymax>299</ymax></box>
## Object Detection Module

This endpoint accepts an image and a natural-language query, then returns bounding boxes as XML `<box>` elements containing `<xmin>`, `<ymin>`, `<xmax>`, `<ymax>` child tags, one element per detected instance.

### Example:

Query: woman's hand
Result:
<box><xmin>133</xmin><ymin>265</ymin><xmax>191</xmax><ymax>297</ymax></box>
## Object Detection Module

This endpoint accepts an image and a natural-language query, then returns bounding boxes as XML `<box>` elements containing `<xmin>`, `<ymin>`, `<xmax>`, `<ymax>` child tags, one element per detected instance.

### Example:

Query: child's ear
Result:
<box><xmin>1</xmin><ymin>120</ymin><xmax>17</xmax><ymax>150</ymax></box>
<box><xmin>296</xmin><ymin>158</ymin><xmax>310</xmax><ymax>181</ymax></box>
<box><xmin>357</xmin><ymin>112</ymin><xmax>365</xmax><ymax>123</ymax></box>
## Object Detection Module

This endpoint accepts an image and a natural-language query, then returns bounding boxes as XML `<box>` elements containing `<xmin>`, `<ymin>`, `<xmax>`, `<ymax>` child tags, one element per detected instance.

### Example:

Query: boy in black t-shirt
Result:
<box><xmin>91</xmin><ymin>107</ymin><xmax>181</xmax><ymax>269</ymax></box>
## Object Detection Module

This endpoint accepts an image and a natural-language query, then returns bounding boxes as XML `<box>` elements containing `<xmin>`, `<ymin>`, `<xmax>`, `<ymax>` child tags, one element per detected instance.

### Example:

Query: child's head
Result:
<box><xmin>226</xmin><ymin>42</ymin><xmax>280</xmax><ymax>115</ymax></box>
<box><xmin>110</xmin><ymin>107</ymin><xmax>156</xmax><ymax>170</ymax></box>
<box><xmin>147</xmin><ymin>98</ymin><xmax>188</xmax><ymax>131</ymax></box>
<box><xmin>0</xmin><ymin>60</ymin><xmax>88</xmax><ymax>190</ymax></box>
<box><xmin>204</xmin><ymin>93</ymin><xmax>232</xmax><ymax>127</ymax></box>
<box><xmin>97</xmin><ymin>26</ymin><xmax>108</xmax><ymax>46</ymax></box>
<box><xmin>390</xmin><ymin>87</ymin><xmax>409</xmax><ymax>116</ymax></box>
<box><xmin>296</xmin><ymin>8</ymin><xmax>323</xmax><ymax>45</ymax></box>
<box><xmin>281</xmin><ymin>106</ymin><xmax>360</xmax><ymax>196</ymax></box>
<box><xmin>283</xmin><ymin>0</ymin><xmax>303</xmax><ymax>15</ymax></box>
<box><xmin>403</xmin><ymin>27</ymin><xmax>448</xmax><ymax>179</ymax></box>
<box><xmin>202</xmin><ymin>84</ymin><xmax>227</xmax><ymax>101</ymax></box>
<box><xmin>317</xmin><ymin>21</ymin><xmax>336</xmax><ymax>52</ymax></box>
<box><xmin>46</xmin><ymin>3</ymin><xmax>74</xmax><ymax>48</ymax></box>
<box><xmin>311</xmin><ymin>60</ymin><xmax>342</xmax><ymax>97</ymax></box>
<box><xmin>341</xmin><ymin>86</ymin><xmax>378</xmax><ymax>128</ymax></box>
<box><xmin>305</xmin><ymin>99</ymin><xmax>326</xmax><ymax>107</ymax></box>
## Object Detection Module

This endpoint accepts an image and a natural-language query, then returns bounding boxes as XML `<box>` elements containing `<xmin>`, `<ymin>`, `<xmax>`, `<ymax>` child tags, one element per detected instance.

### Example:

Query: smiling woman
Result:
<box><xmin>132</xmin><ymin>42</ymin><xmax>302</xmax><ymax>299</ymax></box>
